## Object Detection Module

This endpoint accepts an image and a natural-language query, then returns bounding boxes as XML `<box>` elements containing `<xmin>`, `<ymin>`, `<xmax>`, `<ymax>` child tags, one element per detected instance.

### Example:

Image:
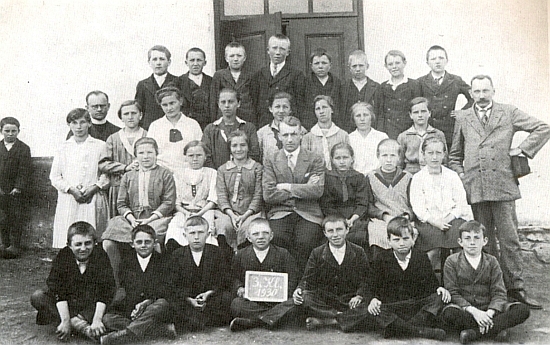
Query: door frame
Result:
<box><xmin>213</xmin><ymin>0</ymin><xmax>364</xmax><ymax>70</ymax></box>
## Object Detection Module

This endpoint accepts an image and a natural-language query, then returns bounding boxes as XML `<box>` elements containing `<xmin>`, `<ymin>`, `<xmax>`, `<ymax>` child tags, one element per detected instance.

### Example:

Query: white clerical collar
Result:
<box><xmin>91</xmin><ymin>118</ymin><xmax>107</xmax><ymax>125</ymax></box>
<box><xmin>188</xmin><ymin>73</ymin><xmax>203</xmax><ymax>86</ymax></box>
<box><xmin>137</xmin><ymin>253</ymin><xmax>152</xmax><ymax>272</ymax></box>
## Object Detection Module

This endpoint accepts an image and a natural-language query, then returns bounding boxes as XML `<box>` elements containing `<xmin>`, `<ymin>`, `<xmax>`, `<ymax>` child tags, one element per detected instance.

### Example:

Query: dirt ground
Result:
<box><xmin>1</xmin><ymin>247</ymin><xmax>549</xmax><ymax>345</ymax></box>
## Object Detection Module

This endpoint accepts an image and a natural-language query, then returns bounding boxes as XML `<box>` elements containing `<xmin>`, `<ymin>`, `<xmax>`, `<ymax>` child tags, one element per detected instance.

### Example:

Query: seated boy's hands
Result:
<box><xmin>237</xmin><ymin>287</ymin><xmax>246</xmax><ymax>298</ymax></box>
<box><xmin>292</xmin><ymin>288</ymin><xmax>303</xmax><ymax>305</ymax></box>
<box><xmin>131</xmin><ymin>299</ymin><xmax>153</xmax><ymax>320</ymax></box>
<box><xmin>436</xmin><ymin>287</ymin><xmax>451</xmax><ymax>303</ymax></box>
<box><xmin>348</xmin><ymin>295</ymin><xmax>363</xmax><ymax>309</ymax></box>
<box><xmin>196</xmin><ymin>290</ymin><xmax>214</xmax><ymax>305</ymax></box>
<box><xmin>56</xmin><ymin>320</ymin><xmax>71</xmax><ymax>341</ymax></box>
<box><xmin>466</xmin><ymin>306</ymin><xmax>494</xmax><ymax>334</ymax></box>
<box><xmin>187</xmin><ymin>297</ymin><xmax>205</xmax><ymax>310</ymax></box>
<box><xmin>90</xmin><ymin>319</ymin><xmax>106</xmax><ymax>337</ymax></box>
<box><xmin>367</xmin><ymin>298</ymin><xmax>381</xmax><ymax>316</ymax></box>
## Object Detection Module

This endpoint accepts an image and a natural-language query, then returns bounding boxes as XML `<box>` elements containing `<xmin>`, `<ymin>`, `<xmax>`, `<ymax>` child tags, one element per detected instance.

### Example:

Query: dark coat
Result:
<box><xmin>135</xmin><ymin>73</ymin><xmax>179</xmax><ymax>130</ymax></box>
<box><xmin>231</xmin><ymin>244</ymin><xmax>299</xmax><ymax>296</ymax></box>
<box><xmin>320</xmin><ymin>169</ymin><xmax>370</xmax><ymax>220</ymax></box>
<box><xmin>366</xmin><ymin>248</ymin><xmax>439</xmax><ymax>304</ymax></box>
<box><xmin>178</xmin><ymin>72</ymin><xmax>213</xmax><ymax>130</ymax></box>
<box><xmin>417</xmin><ymin>72</ymin><xmax>473</xmax><ymax>145</ymax></box>
<box><xmin>340</xmin><ymin>77</ymin><xmax>380</xmax><ymax>133</ymax></box>
<box><xmin>0</xmin><ymin>139</ymin><xmax>31</xmax><ymax>195</ymax></box>
<box><xmin>110</xmin><ymin>251</ymin><xmax>171</xmax><ymax>317</ymax></box>
<box><xmin>66</xmin><ymin>121</ymin><xmax>121</xmax><ymax>142</ymax></box>
<box><xmin>46</xmin><ymin>246</ymin><xmax>115</xmax><ymax>315</ymax></box>
<box><xmin>169</xmin><ymin>244</ymin><xmax>230</xmax><ymax>312</ymax></box>
<box><xmin>251</xmin><ymin>64</ymin><xmax>306</xmax><ymax>128</ymax></box>
<box><xmin>304</xmin><ymin>72</ymin><xmax>342</xmax><ymax>130</ymax></box>
<box><xmin>210</xmin><ymin>68</ymin><xmax>255</xmax><ymax>124</ymax></box>
<box><xmin>298</xmin><ymin>241</ymin><xmax>369</xmax><ymax>298</ymax></box>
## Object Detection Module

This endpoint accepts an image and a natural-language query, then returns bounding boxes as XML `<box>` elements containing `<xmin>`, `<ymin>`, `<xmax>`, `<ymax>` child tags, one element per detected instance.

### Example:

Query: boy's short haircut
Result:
<box><xmin>131</xmin><ymin>224</ymin><xmax>156</xmax><ymax>241</ymax></box>
<box><xmin>117</xmin><ymin>100</ymin><xmax>143</xmax><ymax>119</ymax></box>
<box><xmin>184</xmin><ymin>215</ymin><xmax>209</xmax><ymax>231</ymax></box>
<box><xmin>458</xmin><ymin>220</ymin><xmax>486</xmax><ymax>238</ymax></box>
<box><xmin>350</xmin><ymin>101</ymin><xmax>376</xmax><ymax>124</ymax></box>
<box><xmin>313</xmin><ymin>95</ymin><xmax>335</xmax><ymax>111</ymax></box>
<box><xmin>0</xmin><ymin>117</ymin><xmax>20</xmax><ymax>130</ymax></box>
<box><xmin>227</xmin><ymin>129</ymin><xmax>250</xmax><ymax>148</ymax></box>
<box><xmin>269</xmin><ymin>91</ymin><xmax>293</xmax><ymax>107</ymax></box>
<box><xmin>384</xmin><ymin>50</ymin><xmax>407</xmax><ymax>65</ymax></box>
<box><xmin>225</xmin><ymin>42</ymin><xmax>246</xmax><ymax>56</ymax></box>
<box><xmin>134</xmin><ymin>137</ymin><xmax>159</xmax><ymax>156</ymax></box>
<box><xmin>155</xmin><ymin>86</ymin><xmax>182</xmax><ymax>105</ymax></box>
<box><xmin>148</xmin><ymin>45</ymin><xmax>171</xmax><ymax>61</ymax></box>
<box><xmin>269</xmin><ymin>34</ymin><xmax>291</xmax><ymax>48</ymax></box>
<box><xmin>376</xmin><ymin>138</ymin><xmax>402</xmax><ymax>157</ymax></box>
<box><xmin>322</xmin><ymin>214</ymin><xmax>348</xmax><ymax>230</ymax></box>
<box><xmin>386</xmin><ymin>216</ymin><xmax>414</xmax><ymax>239</ymax></box>
<box><xmin>426</xmin><ymin>45</ymin><xmax>448</xmax><ymax>61</ymax></box>
<box><xmin>309</xmin><ymin>48</ymin><xmax>332</xmax><ymax>63</ymax></box>
<box><xmin>281</xmin><ymin>115</ymin><xmax>301</xmax><ymax>128</ymax></box>
<box><xmin>347</xmin><ymin>49</ymin><xmax>368</xmax><ymax>66</ymax></box>
<box><xmin>246</xmin><ymin>218</ymin><xmax>272</xmax><ymax>235</ymax></box>
<box><xmin>183</xmin><ymin>140</ymin><xmax>209</xmax><ymax>156</ymax></box>
<box><xmin>66</xmin><ymin>108</ymin><xmax>91</xmax><ymax>124</ymax></box>
<box><xmin>219</xmin><ymin>87</ymin><xmax>241</xmax><ymax>102</ymax></box>
<box><xmin>470</xmin><ymin>74</ymin><xmax>494</xmax><ymax>87</ymax></box>
<box><xmin>409</xmin><ymin>96</ymin><xmax>430</xmax><ymax>112</ymax></box>
<box><xmin>85</xmin><ymin>90</ymin><xmax>109</xmax><ymax>104</ymax></box>
<box><xmin>330</xmin><ymin>142</ymin><xmax>354</xmax><ymax>159</ymax></box>
<box><xmin>67</xmin><ymin>221</ymin><xmax>96</xmax><ymax>245</ymax></box>
<box><xmin>421</xmin><ymin>135</ymin><xmax>447</xmax><ymax>153</ymax></box>
<box><xmin>186</xmin><ymin>47</ymin><xmax>206</xmax><ymax>60</ymax></box>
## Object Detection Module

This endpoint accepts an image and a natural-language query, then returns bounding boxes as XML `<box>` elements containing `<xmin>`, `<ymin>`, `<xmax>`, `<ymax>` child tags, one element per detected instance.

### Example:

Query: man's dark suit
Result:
<box><xmin>66</xmin><ymin>121</ymin><xmax>120</xmax><ymax>142</ymax></box>
<box><xmin>170</xmin><ymin>244</ymin><xmax>232</xmax><ymax>330</ymax></box>
<box><xmin>251</xmin><ymin>64</ymin><xmax>306</xmax><ymax>128</ymax></box>
<box><xmin>178</xmin><ymin>72</ymin><xmax>213</xmax><ymax>130</ymax></box>
<box><xmin>103</xmin><ymin>251</ymin><xmax>172</xmax><ymax>337</ymax></box>
<box><xmin>135</xmin><ymin>73</ymin><xmax>179</xmax><ymax>130</ymax></box>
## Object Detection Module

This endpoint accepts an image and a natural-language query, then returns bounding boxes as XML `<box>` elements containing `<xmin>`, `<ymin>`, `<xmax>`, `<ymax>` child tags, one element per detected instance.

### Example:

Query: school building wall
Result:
<box><xmin>0</xmin><ymin>0</ymin><xmax>548</xmax><ymax>247</ymax></box>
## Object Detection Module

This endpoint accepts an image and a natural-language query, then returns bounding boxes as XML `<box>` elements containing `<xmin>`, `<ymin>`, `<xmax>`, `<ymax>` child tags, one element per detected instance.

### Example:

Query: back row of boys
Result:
<box><xmin>31</xmin><ymin>216</ymin><xmax>529</xmax><ymax>344</ymax></box>
<box><xmin>135</xmin><ymin>34</ymin><xmax>472</xmax><ymax>145</ymax></box>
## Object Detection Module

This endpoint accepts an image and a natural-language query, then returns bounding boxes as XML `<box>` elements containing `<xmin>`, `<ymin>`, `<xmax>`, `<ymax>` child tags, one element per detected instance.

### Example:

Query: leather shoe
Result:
<box><xmin>417</xmin><ymin>327</ymin><xmax>446</xmax><ymax>340</ymax></box>
<box><xmin>229</xmin><ymin>318</ymin><xmax>260</xmax><ymax>332</ymax></box>
<box><xmin>508</xmin><ymin>289</ymin><xmax>542</xmax><ymax>309</ymax></box>
<box><xmin>460</xmin><ymin>329</ymin><xmax>479</xmax><ymax>344</ymax></box>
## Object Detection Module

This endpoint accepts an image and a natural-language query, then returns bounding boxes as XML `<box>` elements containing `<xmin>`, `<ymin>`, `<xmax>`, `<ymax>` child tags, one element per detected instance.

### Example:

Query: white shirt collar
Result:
<box><xmin>393</xmin><ymin>250</ymin><xmax>412</xmax><ymax>270</ymax></box>
<box><xmin>270</xmin><ymin>60</ymin><xmax>286</xmax><ymax>76</ymax></box>
<box><xmin>465</xmin><ymin>253</ymin><xmax>482</xmax><ymax>270</ymax></box>
<box><xmin>154</xmin><ymin>73</ymin><xmax>167</xmax><ymax>87</ymax></box>
<box><xmin>388</xmin><ymin>77</ymin><xmax>409</xmax><ymax>90</ymax></box>
<box><xmin>253</xmin><ymin>246</ymin><xmax>270</xmax><ymax>263</ymax></box>
<box><xmin>191</xmin><ymin>250</ymin><xmax>203</xmax><ymax>266</ymax></box>
<box><xmin>430</xmin><ymin>71</ymin><xmax>446</xmax><ymax>81</ymax></box>
<box><xmin>4</xmin><ymin>141</ymin><xmax>15</xmax><ymax>151</ymax></box>
<box><xmin>188</xmin><ymin>73</ymin><xmax>203</xmax><ymax>86</ymax></box>
<box><xmin>284</xmin><ymin>146</ymin><xmax>300</xmax><ymax>163</ymax></box>
<box><xmin>329</xmin><ymin>243</ymin><xmax>346</xmax><ymax>265</ymax></box>
<box><xmin>137</xmin><ymin>253</ymin><xmax>152</xmax><ymax>272</ymax></box>
<box><xmin>317</xmin><ymin>75</ymin><xmax>329</xmax><ymax>86</ymax></box>
<box><xmin>212</xmin><ymin>116</ymin><xmax>246</xmax><ymax>125</ymax></box>
<box><xmin>352</xmin><ymin>77</ymin><xmax>368</xmax><ymax>91</ymax></box>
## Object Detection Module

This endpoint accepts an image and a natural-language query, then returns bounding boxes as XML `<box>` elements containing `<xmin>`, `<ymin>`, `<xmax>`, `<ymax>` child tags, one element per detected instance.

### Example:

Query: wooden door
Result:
<box><xmin>216</xmin><ymin>13</ymin><xmax>283</xmax><ymax>74</ymax></box>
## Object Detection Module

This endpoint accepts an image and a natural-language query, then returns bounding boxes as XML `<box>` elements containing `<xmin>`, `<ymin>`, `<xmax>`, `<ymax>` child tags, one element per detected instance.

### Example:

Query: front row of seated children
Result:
<box><xmin>32</xmin><ymin>216</ymin><xmax>530</xmax><ymax>344</ymax></box>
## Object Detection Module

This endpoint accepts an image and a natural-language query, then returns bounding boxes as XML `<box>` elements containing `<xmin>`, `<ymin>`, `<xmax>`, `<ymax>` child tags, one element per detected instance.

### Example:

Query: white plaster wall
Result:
<box><xmin>0</xmin><ymin>0</ymin><xmax>216</xmax><ymax>157</ymax></box>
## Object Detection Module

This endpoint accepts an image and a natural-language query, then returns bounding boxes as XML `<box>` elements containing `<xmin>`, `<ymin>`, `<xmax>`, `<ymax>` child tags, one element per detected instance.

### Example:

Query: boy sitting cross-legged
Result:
<box><xmin>229</xmin><ymin>218</ymin><xmax>299</xmax><ymax>331</ymax></box>
<box><xmin>100</xmin><ymin>225</ymin><xmax>175</xmax><ymax>344</ymax></box>
<box><xmin>441</xmin><ymin>221</ymin><xmax>530</xmax><ymax>344</ymax></box>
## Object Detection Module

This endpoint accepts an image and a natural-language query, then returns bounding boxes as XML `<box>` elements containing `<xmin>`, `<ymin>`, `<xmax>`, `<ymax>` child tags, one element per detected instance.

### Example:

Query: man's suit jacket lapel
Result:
<box><xmin>321</xmin><ymin>243</ymin><xmax>340</xmax><ymax>268</ymax></box>
<box><xmin>221</xmin><ymin>69</ymin><xmax>236</xmax><ymax>88</ymax></box>
<box><xmin>483</xmin><ymin>103</ymin><xmax>504</xmax><ymax>137</ymax></box>
<box><xmin>464</xmin><ymin>107</ymin><xmax>486</xmax><ymax>138</ymax></box>
<box><xmin>438</xmin><ymin>73</ymin><xmax>454</xmax><ymax>93</ymax></box>
<box><xmin>269</xmin><ymin>63</ymin><xmax>291</xmax><ymax>86</ymax></box>
<box><xmin>274</xmin><ymin>150</ymin><xmax>294</xmax><ymax>182</ymax></box>
<box><xmin>421</xmin><ymin>73</ymin><xmax>438</xmax><ymax>94</ymax></box>
<box><xmin>144</xmin><ymin>73</ymin><xmax>176</xmax><ymax>96</ymax></box>
<box><xmin>293</xmin><ymin>149</ymin><xmax>312</xmax><ymax>183</ymax></box>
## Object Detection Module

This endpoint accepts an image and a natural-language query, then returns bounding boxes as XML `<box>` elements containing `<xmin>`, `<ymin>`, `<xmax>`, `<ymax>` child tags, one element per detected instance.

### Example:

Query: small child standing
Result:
<box><xmin>320</xmin><ymin>143</ymin><xmax>370</xmax><ymax>248</ymax></box>
<box><xmin>31</xmin><ymin>222</ymin><xmax>115</xmax><ymax>342</ymax></box>
<box><xmin>397</xmin><ymin>97</ymin><xmax>447</xmax><ymax>174</ymax></box>
<box><xmin>0</xmin><ymin>117</ymin><xmax>31</xmax><ymax>258</ymax></box>
<box><xmin>410</xmin><ymin>136</ymin><xmax>472</xmax><ymax>272</ymax></box>
<box><xmin>441</xmin><ymin>221</ymin><xmax>530</xmax><ymax>344</ymax></box>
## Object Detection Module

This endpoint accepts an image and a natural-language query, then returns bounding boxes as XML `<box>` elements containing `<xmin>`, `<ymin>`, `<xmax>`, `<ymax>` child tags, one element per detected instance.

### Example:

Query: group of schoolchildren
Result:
<box><xmin>0</xmin><ymin>33</ymin><xmax>537</xmax><ymax>343</ymax></box>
